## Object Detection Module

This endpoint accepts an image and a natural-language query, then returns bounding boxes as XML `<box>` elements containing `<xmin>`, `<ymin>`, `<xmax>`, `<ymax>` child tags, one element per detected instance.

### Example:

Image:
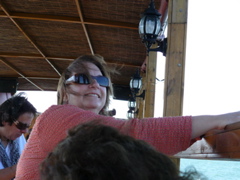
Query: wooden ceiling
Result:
<box><xmin>0</xmin><ymin>0</ymin><xmax>167</xmax><ymax>100</ymax></box>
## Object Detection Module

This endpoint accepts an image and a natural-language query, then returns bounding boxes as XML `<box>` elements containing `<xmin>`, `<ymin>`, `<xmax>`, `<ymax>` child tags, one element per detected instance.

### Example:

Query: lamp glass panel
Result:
<box><xmin>128</xmin><ymin>100</ymin><xmax>136</xmax><ymax>109</ymax></box>
<box><xmin>127</xmin><ymin>110</ymin><xmax>135</xmax><ymax>119</ymax></box>
<box><xmin>155</xmin><ymin>19</ymin><xmax>161</xmax><ymax>34</ymax></box>
<box><xmin>130</xmin><ymin>78</ymin><xmax>142</xmax><ymax>90</ymax></box>
<box><xmin>136</xmin><ymin>79</ymin><xmax>142</xmax><ymax>89</ymax></box>
<box><xmin>145</xmin><ymin>16</ymin><xmax>156</xmax><ymax>34</ymax></box>
<box><xmin>145</xmin><ymin>16</ymin><xmax>161</xmax><ymax>35</ymax></box>
<box><xmin>139</xmin><ymin>16</ymin><xmax>145</xmax><ymax>35</ymax></box>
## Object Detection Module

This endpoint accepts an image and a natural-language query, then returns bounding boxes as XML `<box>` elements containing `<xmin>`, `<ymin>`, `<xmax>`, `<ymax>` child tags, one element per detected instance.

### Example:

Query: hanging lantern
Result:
<box><xmin>139</xmin><ymin>0</ymin><xmax>161</xmax><ymax>50</ymax></box>
<box><xmin>128</xmin><ymin>96</ymin><xmax>136</xmax><ymax>110</ymax></box>
<box><xmin>130</xmin><ymin>69</ymin><xmax>142</xmax><ymax>95</ymax></box>
<box><xmin>127</xmin><ymin>109</ymin><xmax>135</xmax><ymax>119</ymax></box>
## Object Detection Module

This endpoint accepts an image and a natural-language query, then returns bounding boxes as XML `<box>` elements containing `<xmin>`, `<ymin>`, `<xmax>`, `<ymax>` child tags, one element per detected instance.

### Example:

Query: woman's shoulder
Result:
<box><xmin>46</xmin><ymin>104</ymin><xmax>79</xmax><ymax>111</ymax></box>
<box><xmin>36</xmin><ymin>104</ymin><xmax>93</xmax><ymax>125</ymax></box>
<box><xmin>43</xmin><ymin>104</ymin><xmax>84</xmax><ymax>115</ymax></box>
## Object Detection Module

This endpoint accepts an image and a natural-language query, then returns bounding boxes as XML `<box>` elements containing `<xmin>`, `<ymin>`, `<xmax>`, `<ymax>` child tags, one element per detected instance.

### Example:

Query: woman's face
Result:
<box><xmin>1</xmin><ymin>112</ymin><xmax>34</xmax><ymax>141</ymax></box>
<box><xmin>66</xmin><ymin>62</ymin><xmax>107</xmax><ymax>114</ymax></box>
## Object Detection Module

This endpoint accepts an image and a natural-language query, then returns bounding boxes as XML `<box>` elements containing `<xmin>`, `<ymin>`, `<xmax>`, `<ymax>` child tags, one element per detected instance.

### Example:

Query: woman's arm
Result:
<box><xmin>191</xmin><ymin>111</ymin><xmax>240</xmax><ymax>138</ymax></box>
<box><xmin>0</xmin><ymin>165</ymin><xmax>16</xmax><ymax>180</ymax></box>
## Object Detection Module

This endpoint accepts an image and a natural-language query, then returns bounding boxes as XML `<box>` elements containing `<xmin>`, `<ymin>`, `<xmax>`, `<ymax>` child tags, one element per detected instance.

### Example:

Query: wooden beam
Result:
<box><xmin>137</xmin><ymin>72</ymin><xmax>146</xmax><ymax>119</ymax></box>
<box><xmin>0</xmin><ymin>2</ymin><xmax>61</xmax><ymax>77</ymax></box>
<box><xmin>144</xmin><ymin>49</ymin><xmax>158</xmax><ymax>117</ymax></box>
<box><xmin>0</xmin><ymin>53</ymin><xmax>141</xmax><ymax>67</ymax></box>
<box><xmin>175</xmin><ymin>122</ymin><xmax>240</xmax><ymax>159</ymax></box>
<box><xmin>75</xmin><ymin>0</ymin><xmax>94</xmax><ymax>55</ymax></box>
<box><xmin>0</xmin><ymin>58</ymin><xmax>44</xmax><ymax>91</ymax></box>
<box><xmin>19</xmin><ymin>77</ymin><xmax>59</xmax><ymax>80</ymax></box>
<box><xmin>164</xmin><ymin>0</ymin><xmax>188</xmax><ymax>168</ymax></box>
<box><xmin>0</xmin><ymin>12</ymin><xmax>138</xmax><ymax>30</ymax></box>
<box><xmin>163</xmin><ymin>0</ymin><xmax>188</xmax><ymax>117</ymax></box>
<box><xmin>84</xmin><ymin>18</ymin><xmax>137</xmax><ymax>30</ymax></box>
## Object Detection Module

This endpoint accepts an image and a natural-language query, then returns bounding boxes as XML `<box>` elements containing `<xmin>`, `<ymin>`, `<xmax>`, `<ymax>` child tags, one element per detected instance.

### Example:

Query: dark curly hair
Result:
<box><xmin>0</xmin><ymin>93</ymin><xmax>37</xmax><ymax>126</ymax></box>
<box><xmin>41</xmin><ymin>122</ymin><xmax>206</xmax><ymax>180</ymax></box>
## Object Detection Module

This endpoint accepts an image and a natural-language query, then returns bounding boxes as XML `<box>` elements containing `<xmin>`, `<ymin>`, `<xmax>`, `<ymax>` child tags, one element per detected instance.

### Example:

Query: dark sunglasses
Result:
<box><xmin>13</xmin><ymin>120</ymin><xmax>31</xmax><ymax>130</ymax></box>
<box><xmin>65</xmin><ymin>74</ymin><xmax>110</xmax><ymax>87</ymax></box>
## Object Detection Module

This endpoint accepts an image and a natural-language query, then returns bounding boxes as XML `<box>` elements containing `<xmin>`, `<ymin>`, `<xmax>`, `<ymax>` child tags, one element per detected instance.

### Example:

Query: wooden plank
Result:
<box><xmin>168</xmin><ymin>0</ymin><xmax>188</xmax><ymax>23</ymax></box>
<box><xmin>137</xmin><ymin>73</ymin><xmax>146</xmax><ymax>119</ymax></box>
<box><xmin>0</xmin><ymin>58</ymin><xmax>44</xmax><ymax>91</ymax></box>
<box><xmin>163</xmin><ymin>0</ymin><xmax>187</xmax><ymax>117</ymax></box>
<box><xmin>165</xmin><ymin>0</ymin><xmax>188</xmax><ymax>167</ymax></box>
<box><xmin>137</xmin><ymin>96</ymin><xmax>144</xmax><ymax>118</ymax></box>
<box><xmin>175</xmin><ymin>122</ymin><xmax>240</xmax><ymax>159</ymax></box>
<box><xmin>144</xmin><ymin>48</ymin><xmax>157</xmax><ymax>117</ymax></box>
<box><xmin>0</xmin><ymin>12</ymin><xmax>138</xmax><ymax>30</ymax></box>
<box><xmin>0</xmin><ymin>2</ymin><xmax>61</xmax><ymax>77</ymax></box>
<box><xmin>163</xmin><ymin>23</ymin><xmax>187</xmax><ymax>117</ymax></box>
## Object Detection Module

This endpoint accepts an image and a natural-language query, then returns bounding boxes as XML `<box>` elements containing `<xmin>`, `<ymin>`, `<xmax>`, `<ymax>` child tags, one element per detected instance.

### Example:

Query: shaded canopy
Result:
<box><xmin>0</xmin><ymin>0</ymin><xmax>166</xmax><ymax>100</ymax></box>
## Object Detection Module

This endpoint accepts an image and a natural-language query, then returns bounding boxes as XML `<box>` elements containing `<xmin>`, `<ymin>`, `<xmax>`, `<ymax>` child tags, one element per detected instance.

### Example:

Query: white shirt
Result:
<box><xmin>0</xmin><ymin>134</ymin><xmax>26</xmax><ymax>169</ymax></box>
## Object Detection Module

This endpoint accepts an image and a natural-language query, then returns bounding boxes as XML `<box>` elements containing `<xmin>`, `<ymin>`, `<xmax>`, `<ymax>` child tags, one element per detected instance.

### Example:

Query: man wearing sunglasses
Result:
<box><xmin>0</xmin><ymin>93</ymin><xmax>37</xmax><ymax>180</ymax></box>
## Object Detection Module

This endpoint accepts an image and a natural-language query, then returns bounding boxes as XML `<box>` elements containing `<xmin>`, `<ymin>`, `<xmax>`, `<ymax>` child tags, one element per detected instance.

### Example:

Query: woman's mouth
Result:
<box><xmin>85</xmin><ymin>93</ymin><xmax>100</xmax><ymax>98</ymax></box>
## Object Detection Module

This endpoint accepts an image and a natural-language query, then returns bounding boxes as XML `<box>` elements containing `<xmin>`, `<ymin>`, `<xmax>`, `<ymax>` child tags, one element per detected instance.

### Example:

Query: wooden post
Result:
<box><xmin>136</xmin><ymin>95</ymin><xmax>144</xmax><ymax>118</ymax></box>
<box><xmin>164</xmin><ymin>0</ymin><xmax>188</xmax><ymax>117</ymax></box>
<box><xmin>163</xmin><ymin>0</ymin><xmax>188</xmax><ymax>116</ymax></box>
<box><xmin>164</xmin><ymin>0</ymin><xmax>188</xmax><ymax>168</ymax></box>
<box><xmin>137</xmin><ymin>72</ymin><xmax>146</xmax><ymax>119</ymax></box>
<box><xmin>144</xmin><ymin>47</ymin><xmax>158</xmax><ymax>117</ymax></box>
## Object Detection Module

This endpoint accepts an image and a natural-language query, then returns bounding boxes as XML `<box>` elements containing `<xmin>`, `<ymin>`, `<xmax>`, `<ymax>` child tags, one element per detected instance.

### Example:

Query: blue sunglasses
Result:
<box><xmin>65</xmin><ymin>74</ymin><xmax>110</xmax><ymax>87</ymax></box>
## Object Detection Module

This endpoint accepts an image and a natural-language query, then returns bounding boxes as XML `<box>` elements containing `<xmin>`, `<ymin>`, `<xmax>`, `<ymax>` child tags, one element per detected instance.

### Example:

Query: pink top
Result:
<box><xmin>15</xmin><ymin>104</ymin><xmax>192</xmax><ymax>180</ymax></box>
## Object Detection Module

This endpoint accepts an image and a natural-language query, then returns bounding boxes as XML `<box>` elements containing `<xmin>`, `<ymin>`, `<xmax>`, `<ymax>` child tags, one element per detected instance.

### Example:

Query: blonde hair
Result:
<box><xmin>57</xmin><ymin>55</ymin><xmax>113</xmax><ymax>115</ymax></box>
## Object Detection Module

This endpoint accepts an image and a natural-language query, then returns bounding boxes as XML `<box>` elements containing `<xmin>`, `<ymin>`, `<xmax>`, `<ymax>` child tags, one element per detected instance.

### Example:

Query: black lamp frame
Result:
<box><xmin>139</xmin><ymin>0</ymin><xmax>167</xmax><ymax>55</ymax></box>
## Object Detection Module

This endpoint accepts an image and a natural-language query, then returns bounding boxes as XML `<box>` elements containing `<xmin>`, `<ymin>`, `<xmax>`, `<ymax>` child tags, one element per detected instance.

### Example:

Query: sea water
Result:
<box><xmin>180</xmin><ymin>158</ymin><xmax>240</xmax><ymax>180</ymax></box>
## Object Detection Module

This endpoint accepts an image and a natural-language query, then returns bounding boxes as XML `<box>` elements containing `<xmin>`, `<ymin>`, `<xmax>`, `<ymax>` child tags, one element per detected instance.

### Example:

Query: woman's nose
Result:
<box><xmin>89</xmin><ymin>79</ymin><xmax>100</xmax><ymax>88</ymax></box>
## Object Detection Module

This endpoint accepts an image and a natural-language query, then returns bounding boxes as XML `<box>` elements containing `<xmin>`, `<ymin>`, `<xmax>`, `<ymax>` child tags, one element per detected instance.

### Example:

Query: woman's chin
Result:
<box><xmin>83</xmin><ymin>105</ymin><xmax>102</xmax><ymax>113</ymax></box>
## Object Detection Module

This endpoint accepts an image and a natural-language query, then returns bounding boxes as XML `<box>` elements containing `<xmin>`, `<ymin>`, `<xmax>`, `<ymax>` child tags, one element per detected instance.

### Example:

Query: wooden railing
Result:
<box><xmin>175</xmin><ymin>122</ymin><xmax>240</xmax><ymax>159</ymax></box>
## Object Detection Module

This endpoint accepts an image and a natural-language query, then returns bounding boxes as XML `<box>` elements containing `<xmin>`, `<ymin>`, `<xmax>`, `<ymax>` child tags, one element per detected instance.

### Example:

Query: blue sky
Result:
<box><xmin>183</xmin><ymin>0</ymin><xmax>240</xmax><ymax>115</ymax></box>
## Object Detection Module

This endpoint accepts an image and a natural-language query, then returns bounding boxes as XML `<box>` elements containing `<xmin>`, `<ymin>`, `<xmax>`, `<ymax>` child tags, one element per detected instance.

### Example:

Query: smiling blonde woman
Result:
<box><xmin>15</xmin><ymin>55</ymin><xmax>240</xmax><ymax>180</ymax></box>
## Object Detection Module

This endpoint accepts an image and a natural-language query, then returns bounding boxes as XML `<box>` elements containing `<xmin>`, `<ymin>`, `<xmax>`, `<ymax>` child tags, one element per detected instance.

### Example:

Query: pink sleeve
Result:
<box><xmin>15</xmin><ymin>105</ymin><xmax>192</xmax><ymax>180</ymax></box>
<box><xmin>119</xmin><ymin>116</ymin><xmax>192</xmax><ymax>155</ymax></box>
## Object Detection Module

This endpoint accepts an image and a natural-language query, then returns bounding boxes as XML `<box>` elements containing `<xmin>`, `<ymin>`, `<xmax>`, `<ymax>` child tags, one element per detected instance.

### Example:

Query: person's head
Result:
<box><xmin>57</xmin><ymin>55</ymin><xmax>113</xmax><ymax>115</ymax></box>
<box><xmin>41</xmin><ymin>122</ymin><xmax>203</xmax><ymax>180</ymax></box>
<box><xmin>0</xmin><ymin>93</ymin><xmax>37</xmax><ymax>140</ymax></box>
